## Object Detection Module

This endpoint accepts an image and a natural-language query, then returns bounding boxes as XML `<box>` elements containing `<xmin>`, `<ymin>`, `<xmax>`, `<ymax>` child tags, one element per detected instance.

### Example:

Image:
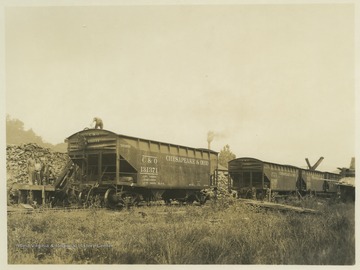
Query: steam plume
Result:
<box><xmin>207</xmin><ymin>130</ymin><xmax>228</xmax><ymax>149</ymax></box>
<box><xmin>207</xmin><ymin>131</ymin><xmax>215</xmax><ymax>143</ymax></box>
<box><xmin>207</xmin><ymin>131</ymin><xmax>215</xmax><ymax>150</ymax></box>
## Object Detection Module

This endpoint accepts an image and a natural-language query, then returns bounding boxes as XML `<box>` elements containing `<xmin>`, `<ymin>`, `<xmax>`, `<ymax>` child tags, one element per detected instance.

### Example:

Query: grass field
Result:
<box><xmin>7</xmin><ymin>198</ymin><xmax>355</xmax><ymax>264</ymax></box>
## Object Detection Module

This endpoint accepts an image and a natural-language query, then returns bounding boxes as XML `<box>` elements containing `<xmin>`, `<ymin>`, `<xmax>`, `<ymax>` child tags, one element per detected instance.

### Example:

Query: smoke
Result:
<box><xmin>207</xmin><ymin>130</ymin><xmax>228</xmax><ymax>149</ymax></box>
<box><xmin>207</xmin><ymin>131</ymin><xmax>215</xmax><ymax>143</ymax></box>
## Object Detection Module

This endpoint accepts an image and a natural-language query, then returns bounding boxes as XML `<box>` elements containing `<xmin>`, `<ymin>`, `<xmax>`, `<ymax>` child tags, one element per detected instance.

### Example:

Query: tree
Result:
<box><xmin>6</xmin><ymin>114</ymin><xmax>67</xmax><ymax>152</ymax></box>
<box><xmin>6</xmin><ymin>114</ymin><xmax>26</xmax><ymax>144</ymax></box>
<box><xmin>218</xmin><ymin>144</ymin><xmax>236</xmax><ymax>169</ymax></box>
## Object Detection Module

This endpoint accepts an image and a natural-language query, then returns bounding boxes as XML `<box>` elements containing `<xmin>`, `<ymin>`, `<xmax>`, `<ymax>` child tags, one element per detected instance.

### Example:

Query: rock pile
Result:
<box><xmin>6</xmin><ymin>143</ymin><xmax>70</xmax><ymax>188</ymax></box>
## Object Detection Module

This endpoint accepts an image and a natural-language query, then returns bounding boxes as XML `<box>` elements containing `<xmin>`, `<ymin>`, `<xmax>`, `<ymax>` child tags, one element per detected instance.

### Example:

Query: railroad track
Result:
<box><xmin>7</xmin><ymin>200</ymin><xmax>203</xmax><ymax>215</ymax></box>
<box><xmin>7</xmin><ymin>205</ymin><xmax>102</xmax><ymax>214</ymax></box>
<box><xmin>8</xmin><ymin>198</ymin><xmax>320</xmax><ymax>216</ymax></box>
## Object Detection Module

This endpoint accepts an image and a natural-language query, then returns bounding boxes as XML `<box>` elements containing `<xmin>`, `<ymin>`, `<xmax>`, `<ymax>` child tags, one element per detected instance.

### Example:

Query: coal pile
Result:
<box><xmin>204</xmin><ymin>171</ymin><xmax>237</xmax><ymax>204</ymax></box>
<box><xmin>216</xmin><ymin>172</ymin><xmax>237</xmax><ymax>199</ymax></box>
<box><xmin>6</xmin><ymin>143</ymin><xmax>70</xmax><ymax>188</ymax></box>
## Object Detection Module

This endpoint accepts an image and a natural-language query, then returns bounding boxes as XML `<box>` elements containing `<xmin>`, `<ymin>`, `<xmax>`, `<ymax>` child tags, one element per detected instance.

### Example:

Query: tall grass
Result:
<box><xmin>7</xmin><ymin>199</ymin><xmax>355</xmax><ymax>264</ymax></box>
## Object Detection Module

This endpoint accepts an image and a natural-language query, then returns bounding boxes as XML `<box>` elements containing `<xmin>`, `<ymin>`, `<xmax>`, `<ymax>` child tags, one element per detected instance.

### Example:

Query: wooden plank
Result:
<box><xmin>238</xmin><ymin>198</ymin><xmax>319</xmax><ymax>214</ymax></box>
<box><xmin>12</xmin><ymin>184</ymin><xmax>56</xmax><ymax>191</ymax></box>
<box><xmin>19</xmin><ymin>204</ymin><xmax>34</xmax><ymax>210</ymax></box>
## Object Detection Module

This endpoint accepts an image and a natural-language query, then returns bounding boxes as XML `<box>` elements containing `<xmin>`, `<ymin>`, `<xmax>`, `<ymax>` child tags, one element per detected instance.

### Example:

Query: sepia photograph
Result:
<box><xmin>2</xmin><ymin>0</ymin><xmax>357</xmax><ymax>267</ymax></box>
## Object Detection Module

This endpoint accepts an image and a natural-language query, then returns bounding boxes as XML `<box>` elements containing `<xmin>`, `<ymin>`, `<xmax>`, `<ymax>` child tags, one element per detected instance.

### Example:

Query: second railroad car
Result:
<box><xmin>228</xmin><ymin>157</ymin><xmax>340</xmax><ymax>200</ymax></box>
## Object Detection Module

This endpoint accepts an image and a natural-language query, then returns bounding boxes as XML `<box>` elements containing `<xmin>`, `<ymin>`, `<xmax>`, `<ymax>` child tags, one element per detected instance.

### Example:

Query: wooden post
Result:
<box><xmin>18</xmin><ymin>190</ymin><xmax>22</xmax><ymax>204</ymax></box>
<box><xmin>42</xmin><ymin>186</ymin><xmax>45</xmax><ymax>206</ymax></box>
<box><xmin>29</xmin><ymin>190</ymin><xmax>33</xmax><ymax>204</ymax></box>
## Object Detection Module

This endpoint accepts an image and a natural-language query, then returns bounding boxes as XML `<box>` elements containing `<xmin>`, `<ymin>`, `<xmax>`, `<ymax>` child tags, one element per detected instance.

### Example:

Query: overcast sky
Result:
<box><xmin>5</xmin><ymin>3</ymin><xmax>356</xmax><ymax>171</ymax></box>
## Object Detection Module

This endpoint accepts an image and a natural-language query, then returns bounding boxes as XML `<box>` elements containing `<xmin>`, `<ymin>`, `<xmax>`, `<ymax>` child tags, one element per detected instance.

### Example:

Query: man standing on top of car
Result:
<box><xmin>93</xmin><ymin>117</ymin><xmax>103</xmax><ymax>129</ymax></box>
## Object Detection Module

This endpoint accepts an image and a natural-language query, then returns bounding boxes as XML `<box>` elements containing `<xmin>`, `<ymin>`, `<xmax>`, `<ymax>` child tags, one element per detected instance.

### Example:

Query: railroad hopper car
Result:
<box><xmin>228</xmin><ymin>157</ymin><xmax>340</xmax><ymax>199</ymax></box>
<box><xmin>67</xmin><ymin>129</ymin><xmax>218</xmax><ymax>208</ymax></box>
